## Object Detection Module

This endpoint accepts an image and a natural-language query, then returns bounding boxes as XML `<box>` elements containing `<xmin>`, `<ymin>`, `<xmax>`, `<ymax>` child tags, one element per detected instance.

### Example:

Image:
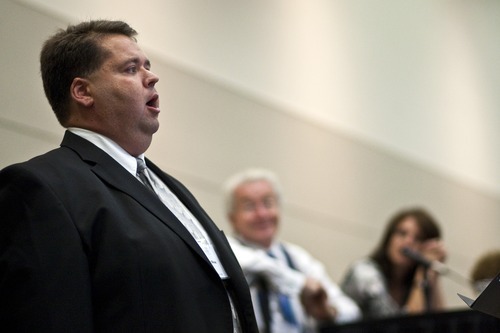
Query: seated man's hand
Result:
<box><xmin>300</xmin><ymin>278</ymin><xmax>337</xmax><ymax>321</ymax></box>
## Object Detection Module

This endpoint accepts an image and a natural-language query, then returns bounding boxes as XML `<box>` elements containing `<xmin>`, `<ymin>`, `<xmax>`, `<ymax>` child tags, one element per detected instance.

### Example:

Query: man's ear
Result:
<box><xmin>70</xmin><ymin>77</ymin><xmax>94</xmax><ymax>107</ymax></box>
<box><xmin>228</xmin><ymin>212</ymin><xmax>236</xmax><ymax>225</ymax></box>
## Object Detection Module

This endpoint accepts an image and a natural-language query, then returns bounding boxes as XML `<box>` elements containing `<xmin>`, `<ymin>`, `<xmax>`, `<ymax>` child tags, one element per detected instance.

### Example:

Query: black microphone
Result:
<box><xmin>401</xmin><ymin>247</ymin><xmax>432</xmax><ymax>268</ymax></box>
<box><xmin>401</xmin><ymin>247</ymin><xmax>449</xmax><ymax>275</ymax></box>
<box><xmin>401</xmin><ymin>247</ymin><xmax>471</xmax><ymax>286</ymax></box>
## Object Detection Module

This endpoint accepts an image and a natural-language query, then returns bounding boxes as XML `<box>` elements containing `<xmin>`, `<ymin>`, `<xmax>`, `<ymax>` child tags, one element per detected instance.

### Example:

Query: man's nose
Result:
<box><xmin>254</xmin><ymin>203</ymin><xmax>271</xmax><ymax>217</ymax></box>
<box><xmin>146</xmin><ymin>70</ymin><xmax>160</xmax><ymax>87</ymax></box>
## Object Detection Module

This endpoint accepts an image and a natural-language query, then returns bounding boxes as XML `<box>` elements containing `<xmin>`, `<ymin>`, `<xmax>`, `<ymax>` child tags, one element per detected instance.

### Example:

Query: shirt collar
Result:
<box><xmin>67</xmin><ymin>127</ymin><xmax>144</xmax><ymax>176</ymax></box>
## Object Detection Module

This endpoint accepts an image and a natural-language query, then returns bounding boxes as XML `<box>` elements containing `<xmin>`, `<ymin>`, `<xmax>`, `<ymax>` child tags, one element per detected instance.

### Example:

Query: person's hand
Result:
<box><xmin>299</xmin><ymin>278</ymin><xmax>337</xmax><ymax>321</ymax></box>
<box><xmin>420</xmin><ymin>238</ymin><xmax>446</xmax><ymax>263</ymax></box>
<box><xmin>413</xmin><ymin>238</ymin><xmax>447</xmax><ymax>285</ymax></box>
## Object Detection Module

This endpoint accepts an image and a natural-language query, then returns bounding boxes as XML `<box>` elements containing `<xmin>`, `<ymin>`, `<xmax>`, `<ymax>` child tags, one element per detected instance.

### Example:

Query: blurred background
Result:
<box><xmin>1</xmin><ymin>0</ymin><xmax>499</xmax><ymax>309</ymax></box>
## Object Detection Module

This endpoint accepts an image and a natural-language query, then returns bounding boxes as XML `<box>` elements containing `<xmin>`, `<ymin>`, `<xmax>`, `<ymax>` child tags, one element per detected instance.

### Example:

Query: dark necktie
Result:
<box><xmin>136</xmin><ymin>158</ymin><xmax>156</xmax><ymax>194</ymax></box>
<box><xmin>255</xmin><ymin>275</ymin><xmax>272</xmax><ymax>333</ymax></box>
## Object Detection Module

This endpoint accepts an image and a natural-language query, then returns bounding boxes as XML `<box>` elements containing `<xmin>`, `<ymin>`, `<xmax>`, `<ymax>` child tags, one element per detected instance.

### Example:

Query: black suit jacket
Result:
<box><xmin>0</xmin><ymin>131</ymin><xmax>258</xmax><ymax>333</ymax></box>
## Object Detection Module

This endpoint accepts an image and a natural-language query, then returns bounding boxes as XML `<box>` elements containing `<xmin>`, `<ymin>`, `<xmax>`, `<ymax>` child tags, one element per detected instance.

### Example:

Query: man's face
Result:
<box><xmin>85</xmin><ymin>34</ymin><xmax>160</xmax><ymax>156</ymax></box>
<box><xmin>229</xmin><ymin>180</ymin><xmax>280</xmax><ymax>248</ymax></box>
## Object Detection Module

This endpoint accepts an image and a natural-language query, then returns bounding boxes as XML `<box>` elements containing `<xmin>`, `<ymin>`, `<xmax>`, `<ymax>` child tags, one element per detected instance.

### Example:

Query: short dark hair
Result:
<box><xmin>40</xmin><ymin>20</ymin><xmax>137</xmax><ymax>125</ymax></box>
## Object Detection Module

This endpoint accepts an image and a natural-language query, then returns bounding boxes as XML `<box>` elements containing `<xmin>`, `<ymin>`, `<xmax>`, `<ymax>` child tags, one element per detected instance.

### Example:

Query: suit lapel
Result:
<box><xmin>146</xmin><ymin>160</ymin><xmax>244</xmax><ymax>277</ymax></box>
<box><xmin>60</xmin><ymin>131</ymin><xmax>211</xmax><ymax>265</ymax></box>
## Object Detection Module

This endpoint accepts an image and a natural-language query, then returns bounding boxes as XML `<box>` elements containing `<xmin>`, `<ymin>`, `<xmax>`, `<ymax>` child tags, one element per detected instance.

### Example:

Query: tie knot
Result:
<box><xmin>136</xmin><ymin>158</ymin><xmax>156</xmax><ymax>194</ymax></box>
<box><xmin>136</xmin><ymin>158</ymin><xmax>147</xmax><ymax>174</ymax></box>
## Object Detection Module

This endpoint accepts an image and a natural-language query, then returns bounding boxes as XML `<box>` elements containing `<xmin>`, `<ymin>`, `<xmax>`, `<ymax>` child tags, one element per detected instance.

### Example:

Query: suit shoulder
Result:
<box><xmin>0</xmin><ymin>147</ymin><xmax>86</xmax><ymax>194</ymax></box>
<box><xmin>2</xmin><ymin>147</ymin><xmax>77</xmax><ymax>175</ymax></box>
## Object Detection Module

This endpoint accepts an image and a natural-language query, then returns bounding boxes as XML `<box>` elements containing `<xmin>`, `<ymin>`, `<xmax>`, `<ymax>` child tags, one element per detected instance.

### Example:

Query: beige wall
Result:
<box><xmin>2</xmin><ymin>0</ymin><xmax>499</xmax><ymax>310</ymax></box>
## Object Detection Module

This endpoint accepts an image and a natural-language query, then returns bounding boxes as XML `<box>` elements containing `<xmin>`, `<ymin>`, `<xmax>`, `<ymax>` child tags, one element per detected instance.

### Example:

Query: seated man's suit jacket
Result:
<box><xmin>0</xmin><ymin>131</ymin><xmax>258</xmax><ymax>333</ymax></box>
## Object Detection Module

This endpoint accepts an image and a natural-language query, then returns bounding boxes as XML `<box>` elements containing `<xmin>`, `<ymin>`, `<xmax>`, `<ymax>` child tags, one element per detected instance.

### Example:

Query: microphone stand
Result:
<box><xmin>421</xmin><ymin>266</ymin><xmax>432</xmax><ymax>313</ymax></box>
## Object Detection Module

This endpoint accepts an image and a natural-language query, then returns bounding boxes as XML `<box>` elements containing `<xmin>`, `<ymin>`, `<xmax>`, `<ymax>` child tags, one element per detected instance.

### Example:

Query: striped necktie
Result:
<box><xmin>136</xmin><ymin>158</ymin><xmax>156</xmax><ymax>194</ymax></box>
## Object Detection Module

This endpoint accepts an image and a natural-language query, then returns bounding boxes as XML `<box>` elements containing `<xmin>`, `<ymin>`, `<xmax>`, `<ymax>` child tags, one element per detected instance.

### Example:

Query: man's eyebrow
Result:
<box><xmin>123</xmin><ymin>57</ymin><xmax>151</xmax><ymax>68</ymax></box>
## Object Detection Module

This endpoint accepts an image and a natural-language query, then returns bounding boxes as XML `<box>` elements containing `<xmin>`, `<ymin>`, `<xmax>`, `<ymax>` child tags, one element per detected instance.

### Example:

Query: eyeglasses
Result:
<box><xmin>237</xmin><ymin>196</ymin><xmax>278</xmax><ymax>213</ymax></box>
